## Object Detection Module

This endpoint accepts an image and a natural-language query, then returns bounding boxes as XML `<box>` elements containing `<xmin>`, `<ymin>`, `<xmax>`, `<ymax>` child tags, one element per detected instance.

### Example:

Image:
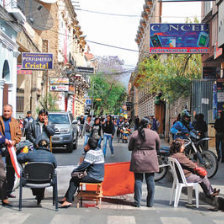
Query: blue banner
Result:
<box><xmin>22</xmin><ymin>52</ymin><xmax>53</xmax><ymax>70</ymax></box>
<box><xmin>150</xmin><ymin>23</ymin><xmax>209</xmax><ymax>54</ymax></box>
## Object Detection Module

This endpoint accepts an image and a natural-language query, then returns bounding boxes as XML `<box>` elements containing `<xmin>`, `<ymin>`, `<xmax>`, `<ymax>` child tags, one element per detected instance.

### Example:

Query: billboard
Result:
<box><xmin>22</xmin><ymin>52</ymin><xmax>53</xmax><ymax>70</ymax></box>
<box><xmin>150</xmin><ymin>23</ymin><xmax>209</xmax><ymax>54</ymax></box>
<box><xmin>49</xmin><ymin>78</ymin><xmax>69</xmax><ymax>85</ymax></box>
<box><xmin>49</xmin><ymin>85</ymin><xmax>68</xmax><ymax>92</ymax></box>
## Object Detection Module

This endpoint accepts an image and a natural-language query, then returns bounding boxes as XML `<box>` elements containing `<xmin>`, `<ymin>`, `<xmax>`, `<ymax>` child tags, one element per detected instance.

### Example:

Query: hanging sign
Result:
<box><xmin>22</xmin><ymin>52</ymin><xmax>53</xmax><ymax>70</ymax></box>
<box><xmin>150</xmin><ymin>23</ymin><xmax>209</xmax><ymax>54</ymax></box>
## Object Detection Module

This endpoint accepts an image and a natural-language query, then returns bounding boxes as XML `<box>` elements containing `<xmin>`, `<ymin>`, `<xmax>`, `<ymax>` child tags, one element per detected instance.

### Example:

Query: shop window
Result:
<box><xmin>2</xmin><ymin>60</ymin><xmax>10</xmax><ymax>82</ymax></box>
<box><xmin>16</xmin><ymin>96</ymin><xmax>24</xmax><ymax>112</ymax></box>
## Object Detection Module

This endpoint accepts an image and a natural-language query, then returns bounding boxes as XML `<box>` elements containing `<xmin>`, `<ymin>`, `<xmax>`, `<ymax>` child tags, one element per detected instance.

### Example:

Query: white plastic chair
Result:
<box><xmin>168</xmin><ymin>157</ymin><xmax>199</xmax><ymax>208</ymax></box>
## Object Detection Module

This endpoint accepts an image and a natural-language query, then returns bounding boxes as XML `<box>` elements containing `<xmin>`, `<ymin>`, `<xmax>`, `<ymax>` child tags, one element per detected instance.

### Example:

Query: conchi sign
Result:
<box><xmin>150</xmin><ymin>23</ymin><xmax>209</xmax><ymax>54</ymax></box>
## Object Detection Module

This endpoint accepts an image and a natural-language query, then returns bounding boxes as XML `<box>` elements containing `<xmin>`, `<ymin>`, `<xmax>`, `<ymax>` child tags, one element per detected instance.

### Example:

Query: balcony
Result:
<box><xmin>5</xmin><ymin>0</ymin><xmax>26</xmax><ymax>24</ymax></box>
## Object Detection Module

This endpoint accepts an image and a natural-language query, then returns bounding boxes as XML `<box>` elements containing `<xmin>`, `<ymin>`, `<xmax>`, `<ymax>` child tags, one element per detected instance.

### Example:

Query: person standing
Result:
<box><xmin>134</xmin><ymin>116</ymin><xmax>140</xmax><ymax>131</ymax></box>
<box><xmin>102</xmin><ymin>115</ymin><xmax>115</xmax><ymax>156</ymax></box>
<box><xmin>0</xmin><ymin>131</ymin><xmax>10</xmax><ymax>206</ymax></box>
<box><xmin>128</xmin><ymin>117</ymin><xmax>160</xmax><ymax>207</ymax></box>
<box><xmin>214</xmin><ymin>112</ymin><xmax>224</xmax><ymax>162</ymax></box>
<box><xmin>27</xmin><ymin>109</ymin><xmax>55</xmax><ymax>148</ymax></box>
<box><xmin>82</xmin><ymin>115</ymin><xmax>93</xmax><ymax>146</ymax></box>
<box><xmin>78</xmin><ymin>115</ymin><xmax>85</xmax><ymax>137</ymax></box>
<box><xmin>0</xmin><ymin>104</ymin><xmax>22</xmax><ymax>198</ymax></box>
<box><xmin>23</xmin><ymin>111</ymin><xmax>34</xmax><ymax>138</ymax></box>
<box><xmin>90</xmin><ymin>117</ymin><xmax>102</xmax><ymax>148</ymax></box>
<box><xmin>149</xmin><ymin>115</ymin><xmax>158</xmax><ymax>132</ymax></box>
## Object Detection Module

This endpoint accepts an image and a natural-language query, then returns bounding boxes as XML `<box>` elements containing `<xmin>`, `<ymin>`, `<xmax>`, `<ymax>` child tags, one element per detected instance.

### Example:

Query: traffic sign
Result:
<box><xmin>85</xmin><ymin>99</ymin><xmax>92</xmax><ymax>105</ymax></box>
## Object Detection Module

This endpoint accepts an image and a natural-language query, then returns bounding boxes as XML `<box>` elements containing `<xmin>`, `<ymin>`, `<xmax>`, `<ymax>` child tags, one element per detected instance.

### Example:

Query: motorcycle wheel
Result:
<box><xmin>199</xmin><ymin>150</ymin><xmax>218</xmax><ymax>179</ymax></box>
<box><xmin>155</xmin><ymin>156</ymin><xmax>168</xmax><ymax>182</ymax></box>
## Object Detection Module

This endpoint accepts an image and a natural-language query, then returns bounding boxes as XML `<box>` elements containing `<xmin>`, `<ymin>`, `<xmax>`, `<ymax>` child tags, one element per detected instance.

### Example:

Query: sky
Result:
<box><xmin>75</xmin><ymin>0</ymin><xmax>202</xmax><ymax>86</ymax></box>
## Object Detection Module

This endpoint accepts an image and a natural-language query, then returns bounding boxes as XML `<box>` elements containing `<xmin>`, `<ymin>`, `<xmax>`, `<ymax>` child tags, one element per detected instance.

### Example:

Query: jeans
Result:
<box><xmin>84</xmin><ymin>134</ymin><xmax>90</xmax><ymax>146</ymax></box>
<box><xmin>65</xmin><ymin>175</ymin><xmax>101</xmax><ymax>203</ymax></box>
<box><xmin>103</xmin><ymin>134</ymin><xmax>114</xmax><ymax>156</ymax></box>
<box><xmin>0</xmin><ymin>155</ymin><xmax>7</xmax><ymax>200</ymax></box>
<box><xmin>134</xmin><ymin>173</ymin><xmax>155</xmax><ymax>207</ymax></box>
<box><xmin>98</xmin><ymin>137</ymin><xmax>102</xmax><ymax>148</ymax></box>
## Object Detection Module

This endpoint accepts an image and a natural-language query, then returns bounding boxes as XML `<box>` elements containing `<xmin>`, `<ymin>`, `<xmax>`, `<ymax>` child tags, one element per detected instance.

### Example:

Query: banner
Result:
<box><xmin>22</xmin><ymin>52</ymin><xmax>53</xmax><ymax>70</ymax></box>
<box><xmin>102</xmin><ymin>162</ymin><xmax>134</xmax><ymax>196</ymax></box>
<box><xmin>150</xmin><ymin>23</ymin><xmax>209</xmax><ymax>54</ymax></box>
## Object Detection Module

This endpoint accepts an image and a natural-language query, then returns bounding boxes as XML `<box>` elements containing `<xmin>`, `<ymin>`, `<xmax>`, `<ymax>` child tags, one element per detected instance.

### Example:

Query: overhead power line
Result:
<box><xmin>86</xmin><ymin>40</ymin><xmax>139</xmax><ymax>52</ymax></box>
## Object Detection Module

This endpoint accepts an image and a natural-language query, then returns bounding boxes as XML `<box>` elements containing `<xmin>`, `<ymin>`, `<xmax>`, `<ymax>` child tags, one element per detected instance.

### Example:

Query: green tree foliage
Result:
<box><xmin>36</xmin><ymin>92</ymin><xmax>59</xmax><ymax>114</ymax></box>
<box><xmin>88</xmin><ymin>74</ymin><xmax>127</xmax><ymax>115</ymax></box>
<box><xmin>137</xmin><ymin>54</ymin><xmax>202</xmax><ymax>102</ymax></box>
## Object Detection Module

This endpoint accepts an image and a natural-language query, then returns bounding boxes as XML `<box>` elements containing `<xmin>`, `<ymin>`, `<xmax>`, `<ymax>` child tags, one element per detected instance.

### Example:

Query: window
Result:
<box><xmin>16</xmin><ymin>96</ymin><xmax>24</xmax><ymax>112</ymax></box>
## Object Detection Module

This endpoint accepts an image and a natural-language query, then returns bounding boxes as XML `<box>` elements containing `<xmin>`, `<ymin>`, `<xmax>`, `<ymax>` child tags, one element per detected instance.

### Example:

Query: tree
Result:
<box><xmin>136</xmin><ymin>54</ymin><xmax>202</xmax><ymax>102</ymax></box>
<box><xmin>88</xmin><ymin>74</ymin><xmax>127</xmax><ymax>115</ymax></box>
<box><xmin>36</xmin><ymin>92</ymin><xmax>59</xmax><ymax>113</ymax></box>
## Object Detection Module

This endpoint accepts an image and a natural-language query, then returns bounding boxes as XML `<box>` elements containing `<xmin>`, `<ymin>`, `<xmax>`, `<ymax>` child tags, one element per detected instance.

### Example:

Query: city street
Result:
<box><xmin>0</xmin><ymin>137</ymin><xmax>224</xmax><ymax>224</ymax></box>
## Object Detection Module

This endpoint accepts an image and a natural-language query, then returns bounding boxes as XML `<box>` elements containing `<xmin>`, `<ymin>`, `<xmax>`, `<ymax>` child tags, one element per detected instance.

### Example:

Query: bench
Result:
<box><xmin>76</xmin><ymin>183</ymin><xmax>103</xmax><ymax>208</ymax></box>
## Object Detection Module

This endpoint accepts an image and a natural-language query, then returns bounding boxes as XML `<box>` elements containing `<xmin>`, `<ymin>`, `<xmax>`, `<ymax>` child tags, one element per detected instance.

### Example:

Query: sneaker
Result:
<box><xmin>111</xmin><ymin>154</ymin><xmax>115</xmax><ymax>157</ymax></box>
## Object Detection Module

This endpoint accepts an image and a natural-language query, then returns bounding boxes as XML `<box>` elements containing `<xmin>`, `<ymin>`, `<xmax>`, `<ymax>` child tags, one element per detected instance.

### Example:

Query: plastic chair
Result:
<box><xmin>168</xmin><ymin>157</ymin><xmax>199</xmax><ymax>208</ymax></box>
<box><xmin>19</xmin><ymin>162</ymin><xmax>58</xmax><ymax>211</ymax></box>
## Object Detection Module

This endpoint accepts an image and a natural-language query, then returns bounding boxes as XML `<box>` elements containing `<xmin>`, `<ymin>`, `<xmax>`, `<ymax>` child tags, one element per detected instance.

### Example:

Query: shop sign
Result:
<box><xmin>22</xmin><ymin>52</ymin><xmax>53</xmax><ymax>70</ymax></box>
<box><xmin>218</xmin><ymin>0</ymin><xmax>224</xmax><ymax>47</ymax></box>
<box><xmin>76</xmin><ymin>67</ymin><xmax>94</xmax><ymax>74</ymax></box>
<box><xmin>17</xmin><ymin>65</ymin><xmax>32</xmax><ymax>75</ymax></box>
<box><xmin>49</xmin><ymin>78</ymin><xmax>69</xmax><ymax>85</ymax></box>
<box><xmin>149</xmin><ymin>23</ymin><xmax>209</xmax><ymax>54</ymax></box>
<box><xmin>214</xmin><ymin>42</ymin><xmax>223</xmax><ymax>59</ymax></box>
<box><xmin>50</xmin><ymin>85</ymin><xmax>68</xmax><ymax>92</ymax></box>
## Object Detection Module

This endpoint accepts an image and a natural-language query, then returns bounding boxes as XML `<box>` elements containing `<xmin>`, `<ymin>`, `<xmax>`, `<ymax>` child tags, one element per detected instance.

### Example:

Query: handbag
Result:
<box><xmin>71</xmin><ymin>170</ymin><xmax>87</xmax><ymax>179</ymax></box>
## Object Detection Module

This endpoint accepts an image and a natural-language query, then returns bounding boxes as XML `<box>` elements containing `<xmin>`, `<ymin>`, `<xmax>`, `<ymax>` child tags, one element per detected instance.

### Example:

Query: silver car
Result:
<box><xmin>48</xmin><ymin>112</ymin><xmax>78</xmax><ymax>153</ymax></box>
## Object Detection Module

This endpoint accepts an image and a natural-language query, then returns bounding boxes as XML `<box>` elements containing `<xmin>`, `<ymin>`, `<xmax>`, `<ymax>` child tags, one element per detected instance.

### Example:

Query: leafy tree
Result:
<box><xmin>136</xmin><ymin>54</ymin><xmax>202</xmax><ymax>102</ymax></box>
<box><xmin>88</xmin><ymin>73</ymin><xmax>127</xmax><ymax>115</ymax></box>
<box><xmin>36</xmin><ymin>92</ymin><xmax>60</xmax><ymax>113</ymax></box>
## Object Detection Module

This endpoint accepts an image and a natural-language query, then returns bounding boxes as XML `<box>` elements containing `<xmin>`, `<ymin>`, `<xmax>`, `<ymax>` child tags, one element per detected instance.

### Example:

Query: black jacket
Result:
<box><xmin>214</xmin><ymin>118</ymin><xmax>224</xmax><ymax>133</ymax></box>
<box><xmin>17</xmin><ymin>148</ymin><xmax>57</xmax><ymax>168</ymax></box>
<box><xmin>102</xmin><ymin>121</ymin><xmax>115</xmax><ymax>135</ymax></box>
<box><xmin>27</xmin><ymin>119</ymin><xmax>55</xmax><ymax>147</ymax></box>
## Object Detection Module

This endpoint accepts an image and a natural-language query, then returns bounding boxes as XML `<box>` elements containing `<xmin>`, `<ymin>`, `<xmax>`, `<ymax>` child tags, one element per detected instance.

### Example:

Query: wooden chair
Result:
<box><xmin>76</xmin><ymin>183</ymin><xmax>103</xmax><ymax>208</ymax></box>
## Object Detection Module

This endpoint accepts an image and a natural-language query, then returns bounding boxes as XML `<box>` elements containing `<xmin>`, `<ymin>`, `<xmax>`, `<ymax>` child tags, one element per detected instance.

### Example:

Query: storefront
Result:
<box><xmin>0</xmin><ymin>11</ymin><xmax>21</xmax><ymax>115</ymax></box>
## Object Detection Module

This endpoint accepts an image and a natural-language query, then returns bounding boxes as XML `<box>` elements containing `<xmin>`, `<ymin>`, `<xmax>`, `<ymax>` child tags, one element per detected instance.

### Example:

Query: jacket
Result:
<box><xmin>90</xmin><ymin>124</ymin><xmax>101</xmax><ymax>140</ymax></box>
<box><xmin>0</xmin><ymin>131</ymin><xmax>5</xmax><ymax>145</ymax></box>
<box><xmin>128</xmin><ymin>128</ymin><xmax>160</xmax><ymax>173</ymax></box>
<box><xmin>27</xmin><ymin>119</ymin><xmax>55</xmax><ymax>147</ymax></box>
<box><xmin>72</xmin><ymin>147</ymin><xmax>104</xmax><ymax>181</ymax></box>
<box><xmin>171</xmin><ymin>152</ymin><xmax>197</xmax><ymax>177</ymax></box>
<box><xmin>214</xmin><ymin>118</ymin><xmax>224</xmax><ymax>133</ymax></box>
<box><xmin>23</xmin><ymin>116</ymin><xmax>34</xmax><ymax>130</ymax></box>
<box><xmin>170</xmin><ymin>121</ymin><xmax>194</xmax><ymax>140</ymax></box>
<box><xmin>0</xmin><ymin>116</ymin><xmax>22</xmax><ymax>144</ymax></box>
<box><xmin>102</xmin><ymin>121</ymin><xmax>115</xmax><ymax>135</ymax></box>
<box><xmin>17</xmin><ymin>148</ymin><xmax>57</xmax><ymax>168</ymax></box>
<box><xmin>82</xmin><ymin>121</ymin><xmax>94</xmax><ymax>136</ymax></box>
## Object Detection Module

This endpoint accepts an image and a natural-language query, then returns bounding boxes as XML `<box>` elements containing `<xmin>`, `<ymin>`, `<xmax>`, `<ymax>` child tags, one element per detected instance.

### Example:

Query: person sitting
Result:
<box><xmin>17</xmin><ymin>139</ymin><xmax>57</xmax><ymax>205</ymax></box>
<box><xmin>170</xmin><ymin>109</ymin><xmax>195</xmax><ymax>140</ymax></box>
<box><xmin>170</xmin><ymin>139</ymin><xmax>220</xmax><ymax>198</ymax></box>
<box><xmin>60</xmin><ymin>137</ymin><xmax>104</xmax><ymax>208</ymax></box>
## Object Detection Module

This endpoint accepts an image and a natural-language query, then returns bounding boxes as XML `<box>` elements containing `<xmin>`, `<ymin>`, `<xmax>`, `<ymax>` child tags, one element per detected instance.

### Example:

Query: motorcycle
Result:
<box><xmin>155</xmin><ymin>131</ymin><xmax>218</xmax><ymax>182</ymax></box>
<box><xmin>120</xmin><ymin>127</ymin><xmax>131</xmax><ymax>143</ymax></box>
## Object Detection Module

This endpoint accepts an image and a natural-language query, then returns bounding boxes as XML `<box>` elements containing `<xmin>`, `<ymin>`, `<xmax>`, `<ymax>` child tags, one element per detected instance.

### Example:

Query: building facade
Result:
<box><xmin>0</xmin><ymin>1</ymin><xmax>25</xmax><ymax>116</ymax></box>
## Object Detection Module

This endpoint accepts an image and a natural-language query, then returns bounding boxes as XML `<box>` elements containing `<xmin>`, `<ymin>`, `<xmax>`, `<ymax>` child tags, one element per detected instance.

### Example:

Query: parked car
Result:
<box><xmin>48</xmin><ymin>112</ymin><xmax>79</xmax><ymax>153</ymax></box>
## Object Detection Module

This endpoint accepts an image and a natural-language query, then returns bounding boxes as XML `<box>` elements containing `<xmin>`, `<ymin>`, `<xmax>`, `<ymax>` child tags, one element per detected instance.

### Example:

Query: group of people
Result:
<box><xmin>129</xmin><ymin>115</ymin><xmax>220</xmax><ymax>208</ymax></box>
<box><xmin>171</xmin><ymin>109</ymin><xmax>224</xmax><ymax>162</ymax></box>
<box><xmin>0</xmin><ymin>104</ymin><xmax>222</xmax><ymax>209</ymax></box>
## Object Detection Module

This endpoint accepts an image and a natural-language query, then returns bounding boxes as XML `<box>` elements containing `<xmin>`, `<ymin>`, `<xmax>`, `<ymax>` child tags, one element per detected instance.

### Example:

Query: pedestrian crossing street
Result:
<box><xmin>0</xmin><ymin>207</ymin><xmax>223</xmax><ymax>224</ymax></box>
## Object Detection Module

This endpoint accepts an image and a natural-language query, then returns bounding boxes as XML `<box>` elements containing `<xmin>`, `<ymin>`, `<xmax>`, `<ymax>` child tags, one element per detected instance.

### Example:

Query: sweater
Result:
<box><xmin>72</xmin><ymin>148</ymin><xmax>104</xmax><ymax>181</ymax></box>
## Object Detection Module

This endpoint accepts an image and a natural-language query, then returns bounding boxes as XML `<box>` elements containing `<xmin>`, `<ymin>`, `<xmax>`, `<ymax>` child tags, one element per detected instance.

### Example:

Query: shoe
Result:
<box><xmin>2</xmin><ymin>200</ymin><xmax>13</xmax><ymax>207</ymax></box>
<box><xmin>8</xmin><ymin>194</ymin><xmax>16</xmax><ymax>198</ymax></box>
<box><xmin>60</xmin><ymin>203</ymin><xmax>72</xmax><ymax>208</ymax></box>
<box><xmin>210</xmin><ymin>189</ymin><xmax>220</xmax><ymax>197</ymax></box>
<box><xmin>111</xmin><ymin>154</ymin><xmax>115</xmax><ymax>157</ymax></box>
